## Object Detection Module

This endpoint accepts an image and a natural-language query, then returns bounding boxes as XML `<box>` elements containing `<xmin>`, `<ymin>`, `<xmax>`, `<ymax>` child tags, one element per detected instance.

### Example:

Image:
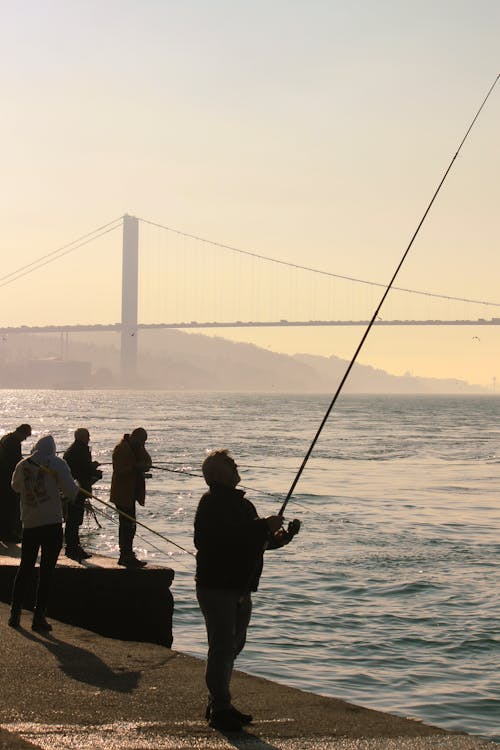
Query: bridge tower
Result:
<box><xmin>121</xmin><ymin>214</ymin><xmax>139</xmax><ymax>383</ymax></box>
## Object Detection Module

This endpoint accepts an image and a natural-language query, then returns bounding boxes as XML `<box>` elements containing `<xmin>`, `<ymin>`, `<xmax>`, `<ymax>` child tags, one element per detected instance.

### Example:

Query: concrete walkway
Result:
<box><xmin>0</xmin><ymin>603</ymin><xmax>496</xmax><ymax>750</ymax></box>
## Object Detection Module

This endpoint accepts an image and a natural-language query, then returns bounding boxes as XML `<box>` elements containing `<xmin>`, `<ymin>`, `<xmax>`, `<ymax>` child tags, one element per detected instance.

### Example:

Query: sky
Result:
<box><xmin>1</xmin><ymin>0</ymin><xmax>499</xmax><ymax>386</ymax></box>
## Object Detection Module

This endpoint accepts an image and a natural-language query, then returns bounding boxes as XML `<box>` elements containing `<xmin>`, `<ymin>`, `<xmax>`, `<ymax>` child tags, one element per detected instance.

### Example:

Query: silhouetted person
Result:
<box><xmin>63</xmin><ymin>428</ymin><xmax>102</xmax><ymax>562</ymax></box>
<box><xmin>194</xmin><ymin>449</ymin><xmax>300</xmax><ymax>731</ymax></box>
<box><xmin>0</xmin><ymin>423</ymin><xmax>32</xmax><ymax>542</ymax></box>
<box><xmin>110</xmin><ymin>428</ymin><xmax>151</xmax><ymax>568</ymax></box>
<box><xmin>8</xmin><ymin>435</ymin><xmax>81</xmax><ymax>632</ymax></box>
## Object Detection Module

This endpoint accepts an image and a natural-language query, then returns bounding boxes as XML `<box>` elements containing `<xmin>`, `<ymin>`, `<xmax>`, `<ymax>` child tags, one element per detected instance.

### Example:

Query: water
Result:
<box><xmin>1</xmin><ymin>391</ymin><xmax>499</xmax><ymax>742</ymax></box>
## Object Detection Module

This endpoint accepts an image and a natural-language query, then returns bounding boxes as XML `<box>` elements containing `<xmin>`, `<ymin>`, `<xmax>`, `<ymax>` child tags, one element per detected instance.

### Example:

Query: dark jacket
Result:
<box><xmin>194</xmin><ymin>484</ymin><xmax>271</xmax><ymax>592</ymax></box>
<box><xmin>0</xmin><ymin>433</ymin><xmax>23</xmax><ymax>483</ymax></box>
<box><xmin>63</xmin><ymin>440</ymin><xmax>97</xmax><ymax>493</ymax></box>
<box><xmin>0</xmin><ymin>432</ymin><xmax>23</xmax><ymax>502</ymax></box>
<box><xmin>110</xmin><ymin>435</ymin><xmax>151</xmax><ymax>512</ymax></box>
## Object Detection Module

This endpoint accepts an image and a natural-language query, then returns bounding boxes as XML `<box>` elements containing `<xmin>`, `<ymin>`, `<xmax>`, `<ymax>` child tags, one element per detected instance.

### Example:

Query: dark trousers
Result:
<box><xmin>11</xmin><ymin>523</ymin><xmax>63</xmax><ymax>614</ymax></box>
<box><xmin>196</xmin><ymin>587</ymin><xmax>252</xmax><ymax>712</ymax></box>
<box><xmin>64</xmin><ymin>497</ymin><xmax>85</xmax><ymax>550</ymax></box>
<box><xmin>118</xmin><ymin>504</ymin><xmax>136</xmax><ymax>557</ymax></box>
<box><xmin>0</xmin><ymin>487</ymin><xmax>22</xmax><ymax>542</ymax></box>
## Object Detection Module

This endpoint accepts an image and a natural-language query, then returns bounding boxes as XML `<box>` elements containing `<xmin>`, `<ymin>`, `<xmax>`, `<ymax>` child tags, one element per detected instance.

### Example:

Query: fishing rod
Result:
<box><xmin>149</xmin><ymin>463</ymin><xmax>326</xmax><ymax>519</ymax></box>
<box><xmin>83</xmin><ymin>500</ymin><xmax>195</xmax><ymax>571</ymax></box>
<box><xmin>28</xmin><ymin>459</ymin><xmax>195</xmax><ymax>557</ymax></box>
<box><xmin>279</xmin><ymin>73</ymin><xmax>500</xmax><ymax>518</ymax></box>
<box><xmin>151</xmin><ymin>463</ymin><xmax>278</xmax><ymax>497</ymax></box>
<box><xmin>79</xmin><ymin>486</ymin><xmax>196</xmax><ymax>557</ymax></box>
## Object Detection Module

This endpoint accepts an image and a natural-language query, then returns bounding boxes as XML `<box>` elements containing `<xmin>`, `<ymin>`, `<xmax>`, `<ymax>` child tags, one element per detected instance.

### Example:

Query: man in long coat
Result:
<box><xmin>110</xmin><ymin>427</ymin><xmax>151</xmax><ymax>568</ymax></box>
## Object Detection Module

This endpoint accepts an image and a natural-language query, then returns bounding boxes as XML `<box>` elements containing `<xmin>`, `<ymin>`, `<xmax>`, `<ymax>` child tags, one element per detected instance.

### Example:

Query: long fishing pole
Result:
<box><xmin>28</xmin><ymin>459</ymin><xmax>195</xmax><ymax>556</ymax></box>
<box><xmin>279</xmin><ymin>73</ymin><xmax>500</xmax><ymax>517</ymax></box>
<box><xmin>80</xmin><ymin>486</ymin><xmax>196</xmax><ymax>556</ymax></box>
<box><xmin>84</xmin><ymin>500</ymin><xmax>195</xmax><ymax>571</ymax></box>
<box><xmin>149</xmin><ymin>463</ymin><xmax>325</xmax><ymax>519</ymax></box>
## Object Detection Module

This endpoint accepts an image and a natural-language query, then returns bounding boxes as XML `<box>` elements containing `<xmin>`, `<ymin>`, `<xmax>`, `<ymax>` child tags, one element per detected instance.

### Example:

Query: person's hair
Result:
<box><xmin>202</xmin><ymin>449</ymin><xmax>231</xmax><ymax>485</ymax></box>
<box><xmin>130</xmin><ymin>427</ymin><xmax>147</xmax><ymax>443</ymax></box>
<box><xmin>16</xmin><ymin>424</ymin><xmax>31</xmax><ymax>438</ymax></box>
<box><xmin>74</xmin><ymin>428</ymin><xmax>89</xmax><ymax>441</ymax></box>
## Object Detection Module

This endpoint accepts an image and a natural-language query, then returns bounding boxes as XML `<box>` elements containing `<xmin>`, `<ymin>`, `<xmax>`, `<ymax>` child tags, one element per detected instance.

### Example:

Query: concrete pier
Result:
<box><xmin>0</xmin><ymin>602</ymin><xmax>497</xmax><ymax>750</ymax></box>
<box><xmin>0</xmin><ymin>544</ymin><xmax>496</xmax><ymax>749</ymax></box>
<box><xmin>0</xmin><ymin>542</ymin><xmax>174</xmax><ymax>646</ymax></box>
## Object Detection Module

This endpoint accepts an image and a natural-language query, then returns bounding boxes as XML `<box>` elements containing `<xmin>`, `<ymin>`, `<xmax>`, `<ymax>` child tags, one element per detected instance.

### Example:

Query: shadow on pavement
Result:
<box><xmin>15</xmin><ymin>627</ymin><xmax>141</xmax><ymax>693</ymax></box>
<box><xmin>218</xmin><ymin>728</ymin><xmax>282</xmax><ymax>749</ymax></box>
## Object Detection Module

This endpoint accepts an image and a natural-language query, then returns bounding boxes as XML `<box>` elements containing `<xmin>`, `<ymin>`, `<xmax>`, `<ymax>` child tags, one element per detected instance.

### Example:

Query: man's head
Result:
<box><xmin>74</xmin><ymin>428</ymin><xmax>90</xmax><ymax>444</ymax></box>
<box><xmin>15</xmin><ymin>424</ymin><xmax>31</xmax><ymax>441</ymax></box>
<box><xmin>130</xmin><ymin>427</ymin><xmax>147</xmax><ymax>447</ymax></box>
<box><xmin>202</xmin><ymin>449</ymin><xmax>240</xmax><ymax>488</ymax></box>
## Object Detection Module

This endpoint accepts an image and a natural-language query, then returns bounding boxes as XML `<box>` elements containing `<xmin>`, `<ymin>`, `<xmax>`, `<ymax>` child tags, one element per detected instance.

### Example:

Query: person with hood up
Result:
<box><xmin>110</xmin><ymin>427</ymin><xmax>152</xmax><ymax>568</ymax></box>
<box><xmin>8</xmin><ymin>435</ymin><xmax>81</xmax><ymax>632</ymax></box>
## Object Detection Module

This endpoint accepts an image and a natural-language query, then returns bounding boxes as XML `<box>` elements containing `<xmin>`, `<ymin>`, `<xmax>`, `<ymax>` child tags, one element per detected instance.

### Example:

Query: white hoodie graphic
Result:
<box><xmin>11</xmin><ymin>435</ymin><xmax>80</xmax><ymax>529</ymax></box>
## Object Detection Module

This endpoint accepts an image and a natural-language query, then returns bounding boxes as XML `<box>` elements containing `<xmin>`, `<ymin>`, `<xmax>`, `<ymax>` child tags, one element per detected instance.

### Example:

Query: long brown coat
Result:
<box><xmin>110</xmin><ymin>436</ymin><xmax>152</xmax><ymax>512</ymax></box>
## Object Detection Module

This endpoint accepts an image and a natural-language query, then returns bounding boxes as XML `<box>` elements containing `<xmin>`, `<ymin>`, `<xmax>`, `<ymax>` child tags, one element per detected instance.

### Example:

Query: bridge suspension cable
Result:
<box><xmin>0</xmin><ymin>216</ymin><xmax>123</xmax><ymax>290</ymax></box>
<box><xmin>138</xmin><ymin>216</ymin><xmax>500</xmax><ymax>309</ymax></box>
<box><xmin>3</xmin><ymin>213</ymin><xmax>499</xmax><ymax>313</ymax></box>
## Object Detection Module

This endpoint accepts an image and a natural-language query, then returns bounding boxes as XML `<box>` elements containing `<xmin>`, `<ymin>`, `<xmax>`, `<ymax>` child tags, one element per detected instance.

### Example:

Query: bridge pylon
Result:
<box><xmin>121</xmin><ymin>214</ymin><xmax>138</xmax><ymax>383</ymax></box>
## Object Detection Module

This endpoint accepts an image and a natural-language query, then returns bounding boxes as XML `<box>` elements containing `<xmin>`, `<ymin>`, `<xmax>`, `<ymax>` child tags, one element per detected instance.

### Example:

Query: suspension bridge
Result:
<box><xmin>1</xmin><ymin>214</ymin><xmax>499</xmax><ymax>382</ymax></box>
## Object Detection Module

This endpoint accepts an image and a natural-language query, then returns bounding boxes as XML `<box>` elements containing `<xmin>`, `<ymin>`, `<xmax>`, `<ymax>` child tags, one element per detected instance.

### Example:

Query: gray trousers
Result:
<box><xmin>196</xmin><ymin>587</ymin><xmax>252</xmax><ymax>712</ymax></box>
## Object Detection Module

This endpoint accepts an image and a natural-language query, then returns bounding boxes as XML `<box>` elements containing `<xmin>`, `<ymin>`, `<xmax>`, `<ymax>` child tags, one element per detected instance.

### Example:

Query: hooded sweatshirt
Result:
<box><xmin>11</xmin><ymin>435</ymin><xmax>79</xmax><ymax>529</ymax></box>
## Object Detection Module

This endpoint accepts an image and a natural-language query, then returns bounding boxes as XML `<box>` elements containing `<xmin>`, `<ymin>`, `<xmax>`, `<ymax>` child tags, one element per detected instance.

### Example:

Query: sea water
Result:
<box><xmin>1</xmin><ymin>391</ymin><xmax>499</xmax><ymax>742</ymax></box>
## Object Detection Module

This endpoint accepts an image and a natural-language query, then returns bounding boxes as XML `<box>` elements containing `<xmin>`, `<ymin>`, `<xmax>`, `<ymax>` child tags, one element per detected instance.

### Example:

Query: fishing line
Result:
<box><xmin>81</xmin><ymin>487</ymin><xmax>196</xmax><ymax>557</ymax></box>
<box><xmin>83</xmin><ymin>501</ymin><xmax>195</xmax><ymax>572</ymax></box>
<box><xmin>28</xmin><ymin>459</ymin><xmax>195</xmax><ymax>557</ymax></box>
<box><xmin>279</xmin><ymin>73</ymin><xmax>500</xmax><ymax>517</ymax></box>
<box><xmin>151</xmin><ymin>463</ymin><xmax>278</xmax><ymax>498</ymax></box>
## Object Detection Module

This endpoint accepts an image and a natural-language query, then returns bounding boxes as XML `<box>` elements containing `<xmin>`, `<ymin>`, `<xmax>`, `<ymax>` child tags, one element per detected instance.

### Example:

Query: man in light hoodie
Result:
<box><xmin>8</xmin><ymin>435</ymin><xmax>81</xmax><ymax>632</ymax></box>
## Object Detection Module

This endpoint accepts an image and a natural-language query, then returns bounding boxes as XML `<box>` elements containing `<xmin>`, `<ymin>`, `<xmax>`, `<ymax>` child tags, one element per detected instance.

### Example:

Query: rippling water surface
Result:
<box><xmin>1</xmin><ymin>391</ymin><xmax>499</xmax><ymax>742</ymax></box>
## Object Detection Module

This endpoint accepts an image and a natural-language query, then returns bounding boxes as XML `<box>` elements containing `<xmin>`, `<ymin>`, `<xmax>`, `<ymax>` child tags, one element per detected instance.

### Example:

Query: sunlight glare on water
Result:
<box><xmin>1</xmin><ymin>391</ymin><xmax>499</xmax><ymax>743</ymax></box>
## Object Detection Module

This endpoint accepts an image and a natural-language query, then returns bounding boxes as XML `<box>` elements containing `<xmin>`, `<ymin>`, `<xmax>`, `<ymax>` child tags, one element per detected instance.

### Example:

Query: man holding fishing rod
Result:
<box><xmin>194</xmin><ymin>449</ymin><xmax>300</xmax><ymax>732</ymax></box>
<box><xmin>110</xmin><ymin>427</ymin><xmax>152</xmax><ymax>568</ymax></box>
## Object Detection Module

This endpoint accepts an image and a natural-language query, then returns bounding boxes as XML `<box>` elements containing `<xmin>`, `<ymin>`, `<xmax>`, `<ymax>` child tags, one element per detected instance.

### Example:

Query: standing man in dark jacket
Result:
<box><xmin>0</xmin><ymin>424</ymin><xmax>31</xmax><ymax>542</ymax></box>
<box><xmin>110</xmin><ymin>428</ymin><xmax>151</xmax><ymax>568</ymax></box>
<box><xmin>63</xmin><ymin>428</ymin><xmax>101</xmax><ymax>561</ymax></box>
<box><xmin>194</xmin><ymin>449</ymin><xmax>300</xmax><ymax>731</ymax></box>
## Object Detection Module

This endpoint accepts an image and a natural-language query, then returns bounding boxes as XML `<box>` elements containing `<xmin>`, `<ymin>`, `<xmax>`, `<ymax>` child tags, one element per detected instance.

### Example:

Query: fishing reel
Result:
<box><xmin>286</xmin><ymin>519</ymin><xmax>301</xmax><ymax>539</ymax></box>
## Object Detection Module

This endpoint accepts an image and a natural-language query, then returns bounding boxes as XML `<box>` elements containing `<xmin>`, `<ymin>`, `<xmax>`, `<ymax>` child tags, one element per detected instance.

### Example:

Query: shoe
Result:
<box><xmin>8</xmin><ymin>607</ymin><xmax>21</xmax><ymax>628</ymax></box>
<box><xmin>205</xmin><ymin>703</ymin><xmax>252</xmax><ymax>724</ymax></box>
<box><xmin>65</xmin><ymin>547</ymin><xmax>81</xmax><ymax>561</ymax></box>
<box><xmin>208</xmin><ymin>708</ymin><xmax>243</xmax><ymax>732</ymax></box>
<box><xmin>118</xmin><ymin>555</ymin><xmax>147</xmax><ymax>568</ymax></box>
<box><xmin>230</xmin><ymin>706</ymin><xmax>253</xmax><ymax>725</ymax></box>
<box><xmin>66</xmin><ymin>546</ymin><xmax>92</xmax><ymax>562</ymax></box>
<box><xmin>32</xmin><ymin>616</ymin><xmax>52</xmax><ymax>633</ymax></box>
<box><xmin>77</xmin><ymin>546</ymin><xmax>92</xmax><ymax>560</ymax></box>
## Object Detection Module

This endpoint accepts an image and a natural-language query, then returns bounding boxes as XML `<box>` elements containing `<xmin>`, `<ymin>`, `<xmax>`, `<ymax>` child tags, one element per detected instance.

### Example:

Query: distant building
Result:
<box><xmin>0</xmin><ymin>358</ymin><xmax>91</xmax><ymax>388</ymax></box>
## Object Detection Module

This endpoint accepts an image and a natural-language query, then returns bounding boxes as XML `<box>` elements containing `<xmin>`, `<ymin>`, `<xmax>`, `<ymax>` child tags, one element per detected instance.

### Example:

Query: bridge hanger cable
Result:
<box><xmin>137</xmin><ymin>218</ymin><xmax>500</xmax><ymax>309</ymax></box>
<box><xmin>278</xmin><ymin>73</ymin><xmax>500</xmax><ymax>517</ymax></box>
<box><xmin>0</xmin><ymin>217</ymin><xmax>123</xmax><ymax>290</ymax></box>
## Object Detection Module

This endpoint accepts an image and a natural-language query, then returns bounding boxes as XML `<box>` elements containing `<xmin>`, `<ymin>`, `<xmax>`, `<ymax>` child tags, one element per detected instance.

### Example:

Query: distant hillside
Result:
<box><xmin>138</xmin><ymin>330</ymin><xmax>484</xmax><ymax>393</ymax></box>
<box><xmin>0</xmin><ymin>329</ymin><xmax>485</xmax><ymax>393</ymax></box>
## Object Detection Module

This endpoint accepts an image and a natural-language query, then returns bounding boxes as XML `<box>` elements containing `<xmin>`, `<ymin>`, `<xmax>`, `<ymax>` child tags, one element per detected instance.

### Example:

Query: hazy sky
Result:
<box><xmin>1</xmin><ymin>1</ymin><xmax>499</xmax><ymax>386</ymax></box>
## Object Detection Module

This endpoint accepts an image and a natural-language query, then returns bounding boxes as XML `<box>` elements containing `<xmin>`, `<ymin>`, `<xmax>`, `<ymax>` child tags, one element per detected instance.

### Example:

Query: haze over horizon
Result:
<box><xmin>1</xmin><ymin>1</ymin><xmax>499</xmax><ymax>387</ymax></box>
